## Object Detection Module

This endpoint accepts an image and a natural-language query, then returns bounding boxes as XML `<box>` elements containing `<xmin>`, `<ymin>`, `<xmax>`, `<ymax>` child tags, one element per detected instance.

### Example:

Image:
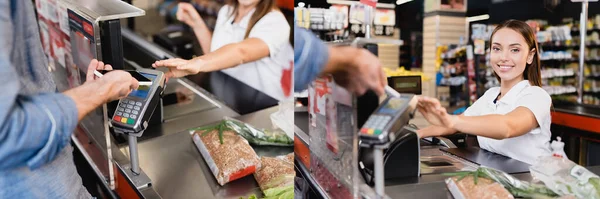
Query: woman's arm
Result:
<box><xmin>194</xmin><ymin>38</ymin><xmax>270</xmax><ymax>72</ymax></box>
<box><xmin>177</xmin><ymin>3</ymin><xmax>212</xmax><ymax>53</ymax></box>
<box><xmin>418</xmin><ymin>97</ymin><xmax>541</xmax><ymax>140</ymax></box>
<box><xmin>451</xmin><ymin>107</ymin><xmax>538</xmax><ymax>139</ymax></box>
<box><xmin>191</xmin><ymin>20</ymin><xmax>212</xmax><ymax>54</ymax></box>
<box><xmin>417</xmin><ymin>122</ymin><xmax>458</xmax><ymax>138</ymax></box>
<box><xmin>152</xmin><ymin>38</ymin><xmax>271</xmax><ymax>78</ymax></box>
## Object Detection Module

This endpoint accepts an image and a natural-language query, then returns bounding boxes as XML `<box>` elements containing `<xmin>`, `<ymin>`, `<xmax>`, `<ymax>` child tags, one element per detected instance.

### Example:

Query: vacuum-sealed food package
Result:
<box><xmin>191</xmin><ymin>128</ymin><xmax>260</xmax><ymax>186</ymax></box>
<box><xmin>222</xmin><ymin>117</ymin><xmax>294</xmax><ymax>146</ymax></box>
<box><xmin>254</xmin><ymin>153</ymin><xmax>295</xmax><ymax>199</ymax></box>
<box><xmin>446</xmin><ymin>175</ymin><xmax>514</xmax><ymax>199</ymax></box>
<box><xmin>445</xmin><ymin>167</ymin><xmax>558</xmax><ymax>199</ymax></box>
<box><xmin>530</xmin><ymin>156</ymin><xmax>600</xmax><ymax>199</ymax></box>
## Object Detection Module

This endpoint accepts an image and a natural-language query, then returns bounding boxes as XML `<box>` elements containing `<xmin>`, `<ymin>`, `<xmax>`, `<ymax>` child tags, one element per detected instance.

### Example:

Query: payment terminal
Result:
<box><xmin>359</xmin><ymin>94</ymin><xmax>417</xmax><ymax>146</ymax></box>
<box><xmin>110</xmin><ymin>69</ymin><xmax>165</xmax><ymax>137</ymax></box>
<box><xmin>358</xmin><ymin>91</ymin><xmax>417</xmax><ymax>196</ymax></box>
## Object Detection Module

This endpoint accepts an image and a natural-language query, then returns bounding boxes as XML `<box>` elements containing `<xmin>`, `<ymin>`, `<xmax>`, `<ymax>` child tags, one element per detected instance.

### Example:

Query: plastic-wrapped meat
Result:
<box><xmin>192</xmin><ymin>130</ymin><xmax>260</xmax><ymax>186</ymax></box>
<box><xmin>446</xmin><ymin>176</ymin><xmax>514</xmax><ymax>199</ymax></box>
<box><xmin>254</xmin><ymin>153</ymin><xmax>295</xmax><ymax>192</ymax></box>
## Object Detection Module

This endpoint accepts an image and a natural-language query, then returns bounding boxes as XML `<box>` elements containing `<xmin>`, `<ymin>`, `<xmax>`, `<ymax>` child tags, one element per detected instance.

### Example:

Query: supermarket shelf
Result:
<box><xmin>542</xmin><ymin>74</ymin><xmax>576</xmax><ymax>79</ymax></box>
<box><xmin>541</xmin><ymin>58</ymin><xmax>577</xmax><ymax>62</ymax></box>
<box><xmin>541</xmin><ymin>58</ymin><xmax>600</xmax><ymax>62</ymax></box>
<box><xmin>571</xmin><ymin>28</ymin><xmax>600</xmax><ymax>34</ymax></box>
<box><xmin>539</xmin><ymin>44</ymin><xmax>600</xmax><ymax>48</ymax></box>
<box><xmin>550</xmin><ymin>92</ymin><xmax>577</xmax><ymax>96</ymax></box>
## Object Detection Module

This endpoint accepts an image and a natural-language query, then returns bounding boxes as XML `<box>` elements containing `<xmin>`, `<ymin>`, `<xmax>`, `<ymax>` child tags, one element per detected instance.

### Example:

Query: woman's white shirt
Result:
<box><xmin>463</xmin><ymin>80</ymin><xmax>552</xmax><ymax>165</ymax></box>
<box><xmin>210</xmin><ymin>5</ymin><xmax>293</xmax><ymax>100</ymax></box>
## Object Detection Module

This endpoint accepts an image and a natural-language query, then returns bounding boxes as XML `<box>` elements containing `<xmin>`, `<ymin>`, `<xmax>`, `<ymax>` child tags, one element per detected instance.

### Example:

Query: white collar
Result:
<box><xmin>225</xmin><ymin>7</ymin><xmax>256</xmax><ymax>29</ymax></box>
<box><xmin>490</xmin><ymin>80</ymin><xmax>531</xmax><ymax>105</ymax></box>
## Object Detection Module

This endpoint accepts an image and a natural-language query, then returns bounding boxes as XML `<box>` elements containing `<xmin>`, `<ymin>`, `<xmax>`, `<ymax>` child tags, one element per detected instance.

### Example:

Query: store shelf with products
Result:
<box><xmin>435</xmin><ymin>45</ymin><xmax>471</xmax><ymax>110</ymax></box>
<box><xmin>295</xmin><ymin>3</ymin><xmax>397</xmax><ymax>43</ymax></box>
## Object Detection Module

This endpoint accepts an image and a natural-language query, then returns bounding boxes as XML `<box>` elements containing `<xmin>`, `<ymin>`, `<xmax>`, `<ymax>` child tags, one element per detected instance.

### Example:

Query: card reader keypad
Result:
<box><xmin>360</xmin><ymin>115</ymin><xmax>391</xmax><ymax>136</ymax></box>
<box><xmin>113</xmin><ymin>99</ymin><xmax>142</xmax><ymax>125</ymax></box>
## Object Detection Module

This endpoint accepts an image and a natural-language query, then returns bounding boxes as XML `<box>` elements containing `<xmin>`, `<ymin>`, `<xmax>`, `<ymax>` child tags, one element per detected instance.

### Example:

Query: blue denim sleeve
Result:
<box><xmin>294</xmin><ymin>26</ymin><xmax>329</xmax><ymax>92</ymax></box>
<box><xmin>0</xmin><ymin>0</ymin><xmax>79</xmax><ymax>170</ymax></box>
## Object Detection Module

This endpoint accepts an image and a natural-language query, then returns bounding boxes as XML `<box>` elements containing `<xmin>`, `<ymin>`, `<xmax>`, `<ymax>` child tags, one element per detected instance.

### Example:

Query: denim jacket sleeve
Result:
<box><xmin>294</xmin><ymin>26</ymin><xmax>329</xmax><ymax>92</ymax></box>
<box><xmin>0</xmin><ymin>0</ymin><xmax>79</xmax><ymax>170</ymax></box>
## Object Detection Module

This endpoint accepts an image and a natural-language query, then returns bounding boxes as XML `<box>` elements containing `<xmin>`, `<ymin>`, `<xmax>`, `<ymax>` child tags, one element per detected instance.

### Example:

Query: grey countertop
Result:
<box><xmin>382</xmin><ymin>166</ymin><xmax>600</xmax><ymax>198</ymax></box>
<box><xmin>129</xmin><ymin>106</ymin><xmax>293</xmax><ymax>199</ymax></box>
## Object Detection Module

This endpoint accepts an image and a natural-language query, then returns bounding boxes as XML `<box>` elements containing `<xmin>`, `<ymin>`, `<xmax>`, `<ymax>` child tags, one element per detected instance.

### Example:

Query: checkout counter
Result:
<box><xmin>50</xmin><ymin>1</ymin><xmax>287</xmax><ymax>198</ymax></box>
<box><xmin>550</xmin><ymin>103</ymin><xmax>600</xmax><ymax>166</ymax></box>
<box><xmin>293</xmin><ymin>76</ymin><xmax>600</xmax><ymax>198</ymax></box>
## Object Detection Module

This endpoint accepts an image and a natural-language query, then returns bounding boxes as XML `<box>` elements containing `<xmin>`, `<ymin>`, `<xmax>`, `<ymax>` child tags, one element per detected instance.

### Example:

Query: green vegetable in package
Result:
<box><xmin>223</xmin><ymin>117</ymin><xmax>293</xmax><ymax>146</ymax></box>
<box><xmin>530</xmin><ymin>156</ymin><xmax>600</xmax><ymax>199</ymax></box>
<box><xmin>444</xmin><ymin>167</ymin><xmax>558</xmax><ymax>198</ymax></box>
<box><xmin>192</xmin><ymin>117</ymin><xmax>293</xmax><ymax>146</ymax></box>
<box><xmin>262</xmin><ymin>185</ymin><xmax>294</xmax><ymax>199</ymax></box>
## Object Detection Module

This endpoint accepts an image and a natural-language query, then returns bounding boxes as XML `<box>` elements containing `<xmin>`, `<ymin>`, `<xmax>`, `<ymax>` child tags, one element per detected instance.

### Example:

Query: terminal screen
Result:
<box><xmin>377</xmin><ymin>98</ymin><xmax>406</xmax><ymax>115</ymax></box>
<box><xmin>128</xmin><ymin>74</ymin><xmax>156</xmax><ymax>99</ymax></box>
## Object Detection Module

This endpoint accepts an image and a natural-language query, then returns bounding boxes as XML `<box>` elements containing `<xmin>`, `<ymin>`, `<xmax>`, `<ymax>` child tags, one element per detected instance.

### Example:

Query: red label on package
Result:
<box><xmin>228</xmin><ymin>165</ymin><xmax>256</xmax><ymax>182</ymax></box>
<box><xmin>360</xmin><ymin>0</ymin><xmax>377</xmax><ymax>7</ymax></box>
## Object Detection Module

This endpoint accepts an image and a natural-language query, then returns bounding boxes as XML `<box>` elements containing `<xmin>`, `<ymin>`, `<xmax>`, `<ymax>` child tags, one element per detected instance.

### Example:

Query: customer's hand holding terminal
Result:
<box><xmin>83</xmin><ymin>60</ymin><xmax>140</xmax><ymax>102</ymax></box>
<box><xmin>63</xmin><ymin>59</ymin><xmax>140</xmax><ymax>121</ymax></box>
<box><xmin>94</xmin><ymin>70</ymin><xmax>153</xmax><ymax>86</ymax></box>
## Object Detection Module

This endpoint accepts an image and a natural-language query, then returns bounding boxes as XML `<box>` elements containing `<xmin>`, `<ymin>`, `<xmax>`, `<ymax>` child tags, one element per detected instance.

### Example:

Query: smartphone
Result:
<box><xmin>95</xmin><ymin>70</ymin><xmax>153</xmax><ymax>86</ymax></box>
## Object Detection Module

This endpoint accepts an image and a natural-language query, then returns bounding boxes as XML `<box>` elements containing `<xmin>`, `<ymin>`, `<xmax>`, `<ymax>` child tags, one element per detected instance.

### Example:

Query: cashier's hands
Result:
<box><xmin>152</xmin><ymin>58</ymin><xmax>202</xmax><ymax>81</ymax></box>
<box><xmin>85</xmin><ymin>59</ymin><xmax>140</xmax><ymax>102</ymax></box>
<box><xmin>177</xmin><ymin>3</ymin><xmax>204</xmax><ymax>30</ymax></box>
<box><xmin>417</xmin><ymin>96</ymin><xmax>459</xmax><ymax>130</ymax></box>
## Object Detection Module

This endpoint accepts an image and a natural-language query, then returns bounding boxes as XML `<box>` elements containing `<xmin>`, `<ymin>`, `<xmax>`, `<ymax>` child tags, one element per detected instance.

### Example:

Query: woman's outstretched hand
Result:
<box><xmin>417</xmin><ymin>96</ymin><xmax>458</xmax><ymax>129</ymax></box>
<box><xmin>152</xmin><ymin>58</ymin><xmax>204</xmax><ymax>81</ymax></box>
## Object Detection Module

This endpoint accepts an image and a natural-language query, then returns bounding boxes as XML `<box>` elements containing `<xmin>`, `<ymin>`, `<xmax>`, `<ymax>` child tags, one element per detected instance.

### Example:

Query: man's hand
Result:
<box><xmin>96</xmin><ymin>71</ymin><xmax>139</xmax><ymax>102</ymax></box>
<box><xmin>177</xmin><ymin>3</ymin><xmax>204</xmax><ymax>30</ymax></box>
<box><xmin>64</xmin><ymin>59</ymin><xmax>139</xmax><ymax>121</ymax></box>
<box><xmin>324</xmin><ymin>47</ymin><xmax>387</xmax><ymax>96</ymax></box>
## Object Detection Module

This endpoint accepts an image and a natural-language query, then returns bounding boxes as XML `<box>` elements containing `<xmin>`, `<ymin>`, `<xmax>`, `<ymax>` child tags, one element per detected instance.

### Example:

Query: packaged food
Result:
<box><xmin>446</xmin><ymin>175</ymin><xmax>514</xmax><ymax>199</ymax></box>
<box><xmin>444</xmin><ymin>167</ymin><xmax>558</xmax><ymax>198</ymax></box>
<box><xmin>254</xmin><ymin>153</ymin><xmax>295</xmax><ymax>191</ymax></box>
<box><xmin>221</xmin><ymin>117</ymin><xmax>294</xmax><ymax>146</ymax></box>
<box><xmin>254</xmin><ymin>153</ymin><xmax>295</xmax><ymax>199</ymax></box>
<box><xmin>191</xmin><ymin>129</ymin><xmax>260</xmax><ymax>186</ymax></box>
<box><xmin>530</xmin><ymin>156</ymin><xmax>600</xmax><ymax>199</ymax></box>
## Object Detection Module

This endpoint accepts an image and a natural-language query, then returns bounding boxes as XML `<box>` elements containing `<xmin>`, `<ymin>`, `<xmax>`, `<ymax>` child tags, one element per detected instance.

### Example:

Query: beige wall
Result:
<box><xmin>422</xmin><ymin>15</ymin><xmax>467</xmax><ymax>97</ymax></box>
